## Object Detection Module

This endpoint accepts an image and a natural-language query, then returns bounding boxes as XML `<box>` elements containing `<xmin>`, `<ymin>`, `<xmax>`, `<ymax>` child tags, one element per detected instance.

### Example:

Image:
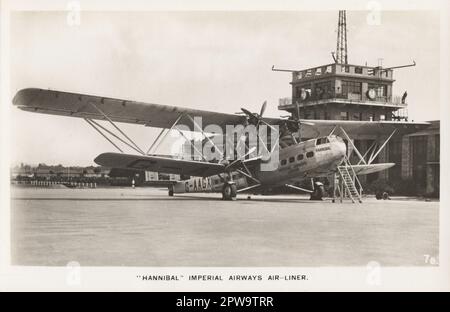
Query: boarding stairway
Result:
<box><xmin>336</xmin><ymin>156</ymin><xmax>363</xmax><ymax>203</ymax></box>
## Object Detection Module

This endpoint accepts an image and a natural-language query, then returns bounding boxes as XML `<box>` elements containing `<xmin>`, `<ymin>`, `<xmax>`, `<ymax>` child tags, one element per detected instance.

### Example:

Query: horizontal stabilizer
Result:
<box><xmin>348</xmin><ymin>163</ymin><xmax>395</xmax><ymax>176</ymax></box>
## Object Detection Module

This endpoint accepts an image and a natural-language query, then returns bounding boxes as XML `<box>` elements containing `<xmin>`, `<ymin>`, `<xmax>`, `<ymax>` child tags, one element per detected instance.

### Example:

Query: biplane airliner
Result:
<box><xmin>13</xmin><ymin>88</ymin><xmax>429</xmax><ymax>201</ymax></box>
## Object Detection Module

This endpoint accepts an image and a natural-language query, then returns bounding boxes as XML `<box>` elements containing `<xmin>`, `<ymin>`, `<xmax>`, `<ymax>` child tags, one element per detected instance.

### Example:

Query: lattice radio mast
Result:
<box><xmin>335</xmin><ymin>10</ymin><xmax>348</xmax><ymax>64</ymax></box>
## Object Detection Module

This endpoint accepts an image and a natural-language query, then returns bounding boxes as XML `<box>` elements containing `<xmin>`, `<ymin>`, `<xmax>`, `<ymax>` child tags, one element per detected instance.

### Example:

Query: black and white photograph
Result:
<box><xmin>0</xmin><ymin>0</ymin><xmax>449</xmax><ymax>292</ymax></box>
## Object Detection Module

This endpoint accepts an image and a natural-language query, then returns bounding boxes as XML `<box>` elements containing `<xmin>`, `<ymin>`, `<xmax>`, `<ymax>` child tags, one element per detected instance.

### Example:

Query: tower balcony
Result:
<box><xmin>278</xmin><ymin>95</ymin><xmax>408</xmax><ymax>111</ymax></box>
<box><xmin>290</xmin><ymin>63</ymin><xmax>394</xmax><ymax>83</ymax></box>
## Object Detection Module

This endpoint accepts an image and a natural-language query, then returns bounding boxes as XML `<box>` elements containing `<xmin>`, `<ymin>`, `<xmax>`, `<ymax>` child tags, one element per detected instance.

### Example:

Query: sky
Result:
<box><xmin>9</xmin><ymin>10</ymin><xmax>441</xmax><ymax>166</ymax></box>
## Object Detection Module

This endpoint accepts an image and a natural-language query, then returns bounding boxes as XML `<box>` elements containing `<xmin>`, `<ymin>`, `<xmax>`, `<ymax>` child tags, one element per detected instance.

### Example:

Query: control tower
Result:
<box><xmin>277</xmin><ymin>62</ymin><xmax>409</xmax><ymax>122</ymax></box>
<box><xmin>275</xmin><ymin>11</ymin><xmax>411</xmax><ymax>122</ymax></box>
<box><xmin>273</xmin><ymin>11</ymin><xmax>416</xmax><ymax>184</ymax></box>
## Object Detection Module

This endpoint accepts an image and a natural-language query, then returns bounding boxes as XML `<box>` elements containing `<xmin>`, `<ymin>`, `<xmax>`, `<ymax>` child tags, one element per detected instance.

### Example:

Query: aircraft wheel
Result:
<box><xmin>310</xmin><ymin>183</ymin><xmax>324</xmax><ymax>201</ymax></box>
<box><xmin>230</xmin><ymin>184</ymin><xmax>237</xmax><ymax>200</ymax></box>
<box><xmin>222</xmin><ymin>183</ymin><xmax>237</xmax><ymax>201</ymax></box>
<box><xmin>168</xmin><ymin>187</ymin><xmax>174</xmax><ymax>197</ymax></box>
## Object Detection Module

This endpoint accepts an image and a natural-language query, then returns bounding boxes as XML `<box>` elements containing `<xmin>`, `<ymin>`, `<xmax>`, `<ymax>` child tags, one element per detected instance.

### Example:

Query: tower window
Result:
<box><xmin>342</xmin><ymin>81</ymin><xmax>361</xmax><ymax>94</ymax></box>
<box><xmin>368</xmin><ymin>84</ymin><xmax>387</xmax><ymax>97</ymax></box>
<box><xmin>340</xmin><ymin>111</ymin><xmax>349</xmax><ymax>120</ymax></box>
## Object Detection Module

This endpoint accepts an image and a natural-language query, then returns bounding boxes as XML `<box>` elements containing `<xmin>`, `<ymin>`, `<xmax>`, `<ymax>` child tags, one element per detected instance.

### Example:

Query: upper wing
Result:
<box><xmin>13</xmin><ymin>88</ymin><xmax>431</xmax><ymax>136</ymax></box>
<box><xmin>13</xmin><ymin>88</ymin><xmax>279</xmax><ymax>130</ymax></box>
<box><xmin>299</xmin><ymin>119</ymin><xmax>431</xmax><ymax>138</ymax></box>
<box><xmin>95</xmin><ymin>152</ymin><xmax>225</xmax><ymax>177</ymax></box>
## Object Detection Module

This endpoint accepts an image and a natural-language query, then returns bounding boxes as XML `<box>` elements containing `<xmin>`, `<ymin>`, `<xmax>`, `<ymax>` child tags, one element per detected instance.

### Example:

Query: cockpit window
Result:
<box><xmin>316</xmin><ymin>137</ymin><xmax>329</xmax><ymax>145</ymax></box>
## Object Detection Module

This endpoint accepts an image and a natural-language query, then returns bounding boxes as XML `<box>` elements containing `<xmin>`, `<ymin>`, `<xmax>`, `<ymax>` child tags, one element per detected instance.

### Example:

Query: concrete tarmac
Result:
<box><xmin>10</xmin><ymin>187</ymin><xmax>439</xmax><ymax>267</ymax></box>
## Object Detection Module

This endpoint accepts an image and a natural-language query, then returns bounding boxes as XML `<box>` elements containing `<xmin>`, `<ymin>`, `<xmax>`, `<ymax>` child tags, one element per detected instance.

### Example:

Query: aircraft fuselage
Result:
<box><xmin>172</xmin><ymin>135</ymin><xmax>346</xmax><ymax>194</ymax></box>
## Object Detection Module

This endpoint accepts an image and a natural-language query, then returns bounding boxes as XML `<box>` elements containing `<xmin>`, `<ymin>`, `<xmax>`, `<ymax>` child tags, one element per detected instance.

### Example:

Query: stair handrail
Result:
<box><xmin>337</xmin><ymin>166</ymin><xmax>354</xmax><ymax>202</ymax></box>
<box><xmin>343</xmin><ymin>155</ymin><xmax>363</xmax><ymax>197</ymax></box>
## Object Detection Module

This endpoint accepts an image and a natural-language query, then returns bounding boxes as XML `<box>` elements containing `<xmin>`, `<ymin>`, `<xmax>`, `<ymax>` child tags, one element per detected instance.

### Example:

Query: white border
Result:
<box><xmin>1</xmin><ymin>0</ymin><xmax>449</xmax><ymax>291</ymax></box>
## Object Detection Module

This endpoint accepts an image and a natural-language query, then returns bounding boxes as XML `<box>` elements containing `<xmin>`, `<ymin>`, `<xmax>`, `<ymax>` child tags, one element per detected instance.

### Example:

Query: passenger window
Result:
<box><xmin>281</xmin><ymin>159</ymin><xmax>287</xmax><ymax>166</ymax></box>
<box><xmin>289</xmin><ymin>157</ymin><xmax>295</xmax><ymax>163</ymax></box>
<box><xmin>297</xmin><ymin>154</ymin><xmax>304</xmax><ymax>161</ymax></box>
<box><xmin>306</xmin><ymin>151</ymin><xmax>314</xmax><ymax>158</ymax></box>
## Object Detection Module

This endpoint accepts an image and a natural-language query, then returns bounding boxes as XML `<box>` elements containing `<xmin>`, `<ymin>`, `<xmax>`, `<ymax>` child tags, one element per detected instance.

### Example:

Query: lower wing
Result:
<box><xmin>95</xmin><ymin>152</ymin><xmax>225</xmax><ymax>177</ymax></box>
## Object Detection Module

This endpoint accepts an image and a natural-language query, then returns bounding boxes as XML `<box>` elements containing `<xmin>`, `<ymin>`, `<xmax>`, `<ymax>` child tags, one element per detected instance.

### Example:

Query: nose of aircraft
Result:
<box><xmin>333</xmin><ymin>140</ymin><xmax>347</xmax><ymax>161</ymax></box>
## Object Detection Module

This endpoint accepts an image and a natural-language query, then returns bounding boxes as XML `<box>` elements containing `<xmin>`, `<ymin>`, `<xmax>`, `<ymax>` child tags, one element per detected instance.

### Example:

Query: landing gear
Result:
<box><xmin>168</xmin><ymin>186</ymin><xmax>174</xmax><ymax>197</ymax></box>
<box><xmin>222</xmin><ymin>183</ymin><xmax>237</xmax><ymax>201</ymax></box>
<box><xmin>310</xmin><ymin>182</ymin><xmax>324</xmax><ymax>201</ymax></box>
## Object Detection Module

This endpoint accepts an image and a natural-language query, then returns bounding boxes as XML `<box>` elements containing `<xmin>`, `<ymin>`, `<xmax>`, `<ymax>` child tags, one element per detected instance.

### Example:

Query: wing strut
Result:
<box><xmin>146</xmin><ymin>114</ymin><xmax>183</xmax><ymax>155</ymax></box>
<box><xmin>237</xmin><ymin>184</ymin><xmax>262</xmax><ymax>193</ymax></box>
<box><xmin>367</xmin><ymin>129</ymin><xmax>397</xmax><ymax>164</ymax></box>
<box><xmin>357</xmin><ymin>140</ymin><xmax>377</xmax><ymax>165</ymax></box>
<box><xmin>285</xmin><ymin>184</ymin><xmax>313</xmax><ymax>194</ymax></box>
<box><xmin>84</xmin><ymin>118</ymin><xmax>124</xmax><ymax>153</ymax></box>
<box><xmin>89</xmin><ymin>101</ymin><xmax>145</xmax><ymax>155</ymax></box>
<box><xmin>186</xmin><ymin>114</ymin><xmax>224</xmax><ymax>158</ymax></box>
<box><xmin>338</xmin><ymin>126</ymin><xmax>367</xmax><ymax>165</ymax></box>
<box><xmin>174</xmin><ymin>127</ymin><xmax>207</xmax><ymax>162</ymax></box>
<box><xmin>86</xmin><ymin>118</ymin><xmax>145</xmax><ymax>155</ymax></box>
<box><xmin>339</xmin><ymin>126</ymin><xmax>397</xmax><ymax>165</ymax></box>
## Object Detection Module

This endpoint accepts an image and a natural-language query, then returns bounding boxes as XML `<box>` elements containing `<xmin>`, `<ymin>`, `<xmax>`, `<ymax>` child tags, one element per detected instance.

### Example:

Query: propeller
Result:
<box><xmin>259</xmin><ymin>100</ymin><xmax>267</xmax><ymax>117</ymax></box>
<box><xmin>240</xmin><ymin>101</ymin><xmax>276</xmax><ymax>131</ymax></box>
<box><xmin>280</xmin><ymin>101</ymin><xmax>314</xmax><ymax>141</ymax></box>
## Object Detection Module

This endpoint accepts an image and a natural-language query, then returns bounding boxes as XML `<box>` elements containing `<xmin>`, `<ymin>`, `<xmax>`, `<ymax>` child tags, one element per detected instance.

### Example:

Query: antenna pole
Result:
<box><xmin>336</xmin><ymin>10</ymin><xmax>348</xmax><ymax>64</ymax></box>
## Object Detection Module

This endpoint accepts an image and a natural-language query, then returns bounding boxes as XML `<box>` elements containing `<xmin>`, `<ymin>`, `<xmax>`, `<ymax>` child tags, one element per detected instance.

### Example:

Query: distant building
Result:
<box><xmin>145</xmin><ymin>171</ymin><xmax>158</xmax><ymax>181</ymax></box>
<box><xmin>399</xmin><ymin>120</ymin><xmax>439</xmax><ymax>196</ymax></box>
<box><xmin>10</xmin><ymin>164</ymin><xmax>33</xmax><ymax>178</ymax></box>
<box><xmin>11</xmin><ymin>164</ymin><xmax>109</xmax><ymax>180</ymax></box>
